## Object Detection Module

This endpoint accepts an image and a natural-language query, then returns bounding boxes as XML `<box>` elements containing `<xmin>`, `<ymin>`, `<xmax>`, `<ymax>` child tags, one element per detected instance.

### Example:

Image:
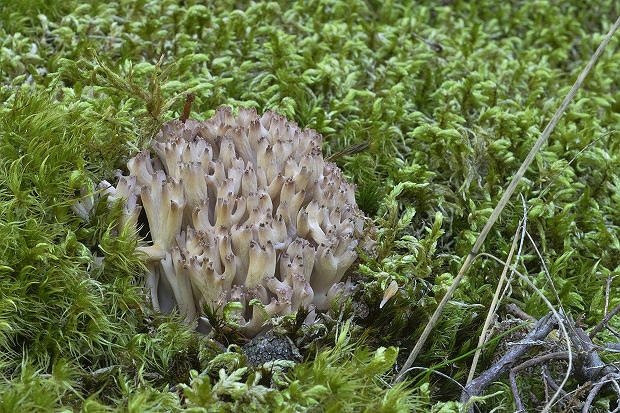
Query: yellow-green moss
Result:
<box><xmin>0</xmin><ymin>0</ymin><xmax>618</xmax><ymax>410</ymax></box>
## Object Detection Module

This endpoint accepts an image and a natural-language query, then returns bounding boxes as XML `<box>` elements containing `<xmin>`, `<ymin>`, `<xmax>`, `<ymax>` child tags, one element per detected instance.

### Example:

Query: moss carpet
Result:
<box><xmin>0</xmin><ymin>0</ymin><xmax>618</xmax><ymax>411</ymax></box>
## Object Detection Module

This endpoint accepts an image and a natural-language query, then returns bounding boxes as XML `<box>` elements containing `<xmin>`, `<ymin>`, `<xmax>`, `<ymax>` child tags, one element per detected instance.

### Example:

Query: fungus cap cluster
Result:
<box><xmin>105</xmin><ymin>107</ymin><xmax>365</xmax><ymax>336</ymax></box>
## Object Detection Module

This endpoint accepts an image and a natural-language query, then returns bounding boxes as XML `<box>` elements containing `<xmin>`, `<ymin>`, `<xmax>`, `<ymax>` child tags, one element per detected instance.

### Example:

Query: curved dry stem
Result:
<box><xmin>466</xmin><ymin>221</ymin><xmax>522</xmax><ymax>385</ymax></box>
<box><xmin>525</xmin><ymin>230</ymin><xmax>566</xmax><ymax>317</ymax></box>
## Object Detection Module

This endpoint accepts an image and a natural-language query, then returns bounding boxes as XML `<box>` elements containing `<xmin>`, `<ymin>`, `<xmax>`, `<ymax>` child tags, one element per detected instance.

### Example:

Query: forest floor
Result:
<box><xmin>1</xmin><ymin>0</ymin><xmax>618</xmax><ymax>411</ymax></box>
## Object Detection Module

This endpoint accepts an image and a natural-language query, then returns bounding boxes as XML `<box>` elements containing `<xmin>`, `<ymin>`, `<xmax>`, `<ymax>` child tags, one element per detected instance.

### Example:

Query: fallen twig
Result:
<box><xmin>567</xmin><ymin>320</ymin><xmax>615</xmax><ymax>381</ymax></box>
<box><xmin>505</xmin><ymin>303</ymin><xmax>537</xmax><ymax>323</ymax></box>
<box><xmin>541</xmin><ymin>364</ymin><xmax>569</xmax><ymax>402</ymax></box>
<box><xmin>461</xmin><ymin>313</ymin><xmax>556</xmax><ymax>403</ymax></box>
<box><xmin>589</xmin><ymin>303</ymin><xmax>620</xmax><ymax>339</ymax></box>
<box><xmin>462</xmin><ymin>304</ymin><xmax>620</xmax><ymax>411</ymax></box>
<box><xmin>475</xmin><ymin>253</ymin><xmax>574</xmax><ymax>412</ymax></box>
<box><xmin>582</xmin><ymin>373</ymin><xmax>620</xmax><ymax>413</ymax></box>
<box><xmin>509</xmin><ymin>352</ymin><xmax>570</xmax><ymax>411</ymax></box>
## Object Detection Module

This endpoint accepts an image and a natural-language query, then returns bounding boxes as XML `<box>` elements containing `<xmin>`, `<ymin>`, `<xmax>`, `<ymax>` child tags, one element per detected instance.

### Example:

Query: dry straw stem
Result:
<box><xmin>394</xmin><ymin>15</ymin><xmax>620</xmax><ymax>384</ymax></box>
<box><xmin>466</xmin><ymin>220</ymin><xmax>521</xmax><ymax>385</ymax></box>
<box><xmin>496</xmin><ymin>194</ymin><xmax>528</xmax><ymax>311</ymax></box>
<box><xmin>468</xmin><ymin>252</ymin><xmax>573</xmax><ymax>413</ymax></box>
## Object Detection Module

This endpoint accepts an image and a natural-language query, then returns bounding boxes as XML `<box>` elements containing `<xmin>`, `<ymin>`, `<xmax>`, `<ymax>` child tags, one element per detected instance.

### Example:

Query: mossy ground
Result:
<box><xmin>1</xmin><ymin>0</ymin><xmax>618</xmax><ymax>411</ymax></box>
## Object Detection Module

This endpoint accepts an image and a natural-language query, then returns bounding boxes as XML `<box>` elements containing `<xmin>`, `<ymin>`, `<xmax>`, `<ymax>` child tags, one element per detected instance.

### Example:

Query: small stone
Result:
<box><xmin>242</xmin><ymin>333</ymin><xmax>302</xmax><ymax>366</ymax></box>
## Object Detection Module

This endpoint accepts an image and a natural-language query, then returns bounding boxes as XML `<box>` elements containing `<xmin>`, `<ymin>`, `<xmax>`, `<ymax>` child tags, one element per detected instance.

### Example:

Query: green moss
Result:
<box><xmin>182</xmin><ymin>323</ymin><xmax>421</xmax><ymax>412</ymax></box>
<box><xmin>0</xmin><ymin>0</ymin><xmax>618</xmax><ymax>410</ymax></box>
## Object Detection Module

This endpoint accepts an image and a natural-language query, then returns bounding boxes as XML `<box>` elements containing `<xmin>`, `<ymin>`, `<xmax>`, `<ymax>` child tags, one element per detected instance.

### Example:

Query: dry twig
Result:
<box><xmin>475</xmin><ymin>253</ymin><xmax>573</xmax><ymax>412</ymax></box>
<box><xmin>462</xmin><ymin>301</ymin><xmax>620</xmax><ymax>411</ymax></box>
<box><xmin>461</xmin><ymin>313</ymin><xmax>557</xmax><ymax>404</ymax></box>
<box><xmin>583</xmin><ymin>373</ymin><xmax>620</xmax><ymax>413</ymax></box>
<box><xmin>590</xmin><ymin>303</ymin><xmax>620</xmax><ymax>339</ymax></box>
<box><xmin>505</xmin><ymin>303</ymin><xmax>537</xmax><ymax>323</ymax></box>
<box><xmin>509</xmin><ymin>352</ymin><xmax>570</xmax><ymax>411</ymax></box>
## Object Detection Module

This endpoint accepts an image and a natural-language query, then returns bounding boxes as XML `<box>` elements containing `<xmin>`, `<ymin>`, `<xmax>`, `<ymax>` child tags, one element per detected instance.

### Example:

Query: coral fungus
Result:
<box><xmin>102</xmin><ymin>107</ymin><xmax>366</xmax><ymax>336</ymax></box>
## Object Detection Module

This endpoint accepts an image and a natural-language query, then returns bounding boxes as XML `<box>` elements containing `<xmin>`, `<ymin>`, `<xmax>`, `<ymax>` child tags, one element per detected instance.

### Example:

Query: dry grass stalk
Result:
<box><xmin>466</xmin><ymin>221</ymin><xmax>521</xmax><ymax>385</ymax></box>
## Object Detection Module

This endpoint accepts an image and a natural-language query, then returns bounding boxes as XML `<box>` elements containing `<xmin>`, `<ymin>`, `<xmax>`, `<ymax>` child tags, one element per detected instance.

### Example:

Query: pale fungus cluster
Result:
<box><xmin>95</xmin><ymin>106</ymin><xmax>367</xmax><ymax>336</ymax></box>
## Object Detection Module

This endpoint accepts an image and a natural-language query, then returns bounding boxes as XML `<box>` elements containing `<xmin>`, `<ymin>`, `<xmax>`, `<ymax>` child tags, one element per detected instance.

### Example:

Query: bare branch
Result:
<box><xmin>541</xmin><ymin>364</ymin><xmax>568</xmax><ymax>400</ymax></box>
<box><xmin>590</xmin><ymin>303</ymin><xmax>620</xmax><ymax>339</ymax></box>
<box><xmin>476</xmin><ymin>253</ymin><xmax>574</xmax><ymax>412</ymax></box>
<box><xmin>509</xmin><ymin>352</ymin><xmax>570</xmax><ymax>411</ymax></box>
<box><xmin>461</xmin><ymin>313</ymin><xmax>556</xmax><ymax>403</ymax></box>
<box><xmin>583</xmin><ymin>373</ymin><xmax>620</xmax><ymax>413</ymax></box>
<box><xmin>505</xmin><ymin>303</ymin><xmax>537</xmax><ymax>323</ymax></box>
